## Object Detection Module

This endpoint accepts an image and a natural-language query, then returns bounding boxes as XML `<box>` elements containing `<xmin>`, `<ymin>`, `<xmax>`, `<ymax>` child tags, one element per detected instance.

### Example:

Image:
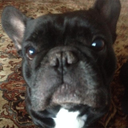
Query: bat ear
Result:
<box><xmin>1</xmin><ymin>6</ymin><xmax>27</xmax><ymax>52</ymax></box>
<box><xmin>94</xmin><ymin>0</ymin><xmax>121</xmax><ymax>41</ymax></box>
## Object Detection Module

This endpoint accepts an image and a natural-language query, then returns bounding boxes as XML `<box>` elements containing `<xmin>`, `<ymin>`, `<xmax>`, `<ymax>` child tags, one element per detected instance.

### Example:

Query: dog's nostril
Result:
<box><xmin>49</xmin><ymin>53</ymin><xmax>60</xmax><ymax>67</ymax></box>
<box><xmin>49</xmin><ymin>51</ymin><xmax>78</xmax><ymax>68</ymax></box>
<box><xmin>65</xmin><ymin>52</ymin><xmax>78</xmax><ymax>65</ymax></box>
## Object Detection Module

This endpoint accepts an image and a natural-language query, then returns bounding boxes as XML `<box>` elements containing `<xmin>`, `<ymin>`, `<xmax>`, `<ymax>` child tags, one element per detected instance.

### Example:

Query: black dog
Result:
<box><xmin>1</xmin><ymin>0</ymin><xmax>121</xmax><ymax>128</ymax></box>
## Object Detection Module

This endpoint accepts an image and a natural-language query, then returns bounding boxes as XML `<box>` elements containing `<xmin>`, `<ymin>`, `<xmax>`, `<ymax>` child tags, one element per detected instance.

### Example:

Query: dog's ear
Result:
<box><xmin>94</xmin><ymin>0</ymin><xmax>121</xmax><ymax>41</ymax></box>
<box><xmin>1</xmin><ymin>6</ymin><xmax>27</xmax><ymax>54</ymax></box>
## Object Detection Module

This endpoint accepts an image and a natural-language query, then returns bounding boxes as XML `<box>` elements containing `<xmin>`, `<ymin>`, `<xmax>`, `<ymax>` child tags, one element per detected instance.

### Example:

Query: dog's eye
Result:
<box><xmin>26</xmin><ymin>46</ymin><xmax>37</xmax><ymax>60</ymax></box>
<box><xmin>91</xmin><ymin>39</ymin><xmax>105</xmax><ymax>51</ymax></box>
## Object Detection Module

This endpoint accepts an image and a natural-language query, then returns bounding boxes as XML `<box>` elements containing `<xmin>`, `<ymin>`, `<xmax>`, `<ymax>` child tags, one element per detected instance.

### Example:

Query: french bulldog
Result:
<box><xmin>1</xmin><ymin>0</ymin><xmax>121</xmax><ymax>128</ymax></box>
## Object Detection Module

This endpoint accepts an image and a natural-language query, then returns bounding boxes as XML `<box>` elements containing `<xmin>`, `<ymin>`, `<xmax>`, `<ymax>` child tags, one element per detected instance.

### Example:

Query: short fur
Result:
<box><xmin>1</xmin><ymin>0</ymin><xmax>121</xmax><ymax>127</ymax></box>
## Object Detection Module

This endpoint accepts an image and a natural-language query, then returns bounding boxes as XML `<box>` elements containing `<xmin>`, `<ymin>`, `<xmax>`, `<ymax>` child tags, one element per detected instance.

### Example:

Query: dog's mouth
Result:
<box><xmin>51</xmin><ymin>83</ymin><xmax>109</xmax><ymax>109</ymax></box>
<box><xmin>26</xmin><ymin>80</ymin><xmax>110</xmax><ymax>111</ymax></box>
<box><xmin>29</xmin><ymin>82</ymin><xmax>109</xmax><ymax>111</ymax></box>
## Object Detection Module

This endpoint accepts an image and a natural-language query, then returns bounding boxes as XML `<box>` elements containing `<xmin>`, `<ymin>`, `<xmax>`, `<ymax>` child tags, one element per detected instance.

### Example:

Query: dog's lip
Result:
<box><xmin>51</xmin><ymin>83</ymin><xmax>108</xmax><ymax>109</ymax></box>
<box><xmin>51</xmin><ymin>83</ymin><xmax>82</xmax><ymax>105</ymax></box>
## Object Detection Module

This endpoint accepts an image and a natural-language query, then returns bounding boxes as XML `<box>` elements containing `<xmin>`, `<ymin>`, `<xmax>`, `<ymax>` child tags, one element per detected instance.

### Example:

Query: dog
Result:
<box><xmin>1</xmin><ymin>0</ymin><xmax>121</xmax><ymax>127</ymax></box>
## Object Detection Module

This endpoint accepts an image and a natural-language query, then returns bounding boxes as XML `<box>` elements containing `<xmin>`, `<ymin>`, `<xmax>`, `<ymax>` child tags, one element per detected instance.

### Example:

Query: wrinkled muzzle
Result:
<box><xmin>26</xmin><ymin>47</ymin><xmax>110</xmax><ymax>111</ymax></box>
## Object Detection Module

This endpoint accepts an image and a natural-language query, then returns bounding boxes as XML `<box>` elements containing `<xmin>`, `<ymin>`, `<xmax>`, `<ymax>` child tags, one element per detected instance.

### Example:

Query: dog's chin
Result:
<box><xmin>28</xmin><ymin>81</ymin><xmax>109</xmax><ymax>112</ymax></box>
<box><xmin>46</xmin><ymin>83</ymin><xmax>109</xmax><ymax>112</ymax></box>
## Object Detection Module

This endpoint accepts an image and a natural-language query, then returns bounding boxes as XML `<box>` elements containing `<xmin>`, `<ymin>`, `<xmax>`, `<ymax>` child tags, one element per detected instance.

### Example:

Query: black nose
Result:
<box><xmin>49</xmin><ymin>51</ymin><xmax>78</xmax><ymax>71</ymax></box>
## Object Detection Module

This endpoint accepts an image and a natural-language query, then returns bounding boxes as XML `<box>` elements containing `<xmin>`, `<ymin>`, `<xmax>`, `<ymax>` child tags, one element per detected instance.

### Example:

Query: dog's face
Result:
<box><xmin>1</xmin><ymin>0</ymin><xmax>120</xmax><ymax>128</ymax></box>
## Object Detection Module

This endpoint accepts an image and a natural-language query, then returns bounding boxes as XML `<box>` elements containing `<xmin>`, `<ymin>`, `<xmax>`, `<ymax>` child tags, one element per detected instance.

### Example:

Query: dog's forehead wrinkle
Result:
<box><xmin>23</xmin><ymin>20</ymin><xmax>111</xmax><ymax>55</ymax></box>
<box><xmin>24</xmin><ymin>12</ymin><xmax>102</xmax><ymax>45</ymax></box>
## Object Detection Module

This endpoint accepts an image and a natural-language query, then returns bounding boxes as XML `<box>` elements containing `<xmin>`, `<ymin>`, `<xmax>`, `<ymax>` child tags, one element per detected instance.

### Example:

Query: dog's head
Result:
<box><xmin>1</xmin><ymin>0</ymin><xmax>121</xmax><ymax>127</ymax></box>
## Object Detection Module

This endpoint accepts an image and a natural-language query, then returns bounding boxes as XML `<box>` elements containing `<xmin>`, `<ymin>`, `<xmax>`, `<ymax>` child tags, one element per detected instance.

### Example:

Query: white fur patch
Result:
<box><xmin>53</xmin><ymin>108</ymin><xmax>87</xmax><ymax>128</ymax></box>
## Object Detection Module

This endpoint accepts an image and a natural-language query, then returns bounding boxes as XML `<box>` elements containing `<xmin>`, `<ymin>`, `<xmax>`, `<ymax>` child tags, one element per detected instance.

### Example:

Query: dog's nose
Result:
<box><xmin>49</xmin><ymin>51</ymin><xmax>78</xmax><ymax>70</ymax></box>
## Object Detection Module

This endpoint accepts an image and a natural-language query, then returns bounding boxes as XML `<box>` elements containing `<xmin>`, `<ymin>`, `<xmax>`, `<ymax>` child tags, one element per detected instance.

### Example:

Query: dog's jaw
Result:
<box><xmin>53</xmin><ymin>108</ymin><xmax>87</xmax><ymax>128</ymax></box>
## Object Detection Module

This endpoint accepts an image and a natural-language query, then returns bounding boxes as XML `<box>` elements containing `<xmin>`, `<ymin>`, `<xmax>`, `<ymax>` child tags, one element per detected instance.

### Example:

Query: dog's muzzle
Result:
<box><xmin>27</xmin><ymin>46</ymin><xmax>109</xmax><ymax>111</ymax></box>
